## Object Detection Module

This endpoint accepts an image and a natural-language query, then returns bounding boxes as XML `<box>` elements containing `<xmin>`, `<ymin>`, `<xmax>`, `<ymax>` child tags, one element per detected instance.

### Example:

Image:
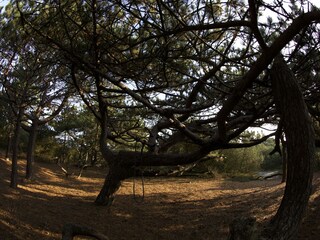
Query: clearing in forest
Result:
<box><xmin>0</xmin><ymin>158</ymin><xmax>319</xmax><ymax>240</ymax></box>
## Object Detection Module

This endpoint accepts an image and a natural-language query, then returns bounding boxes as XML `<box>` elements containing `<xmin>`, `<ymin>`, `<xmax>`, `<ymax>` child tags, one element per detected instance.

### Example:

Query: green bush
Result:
<box><xmin>221</xmin><ymin>146</ymin><xmax>264</xmax><ymax>174</ymax></box>
<box><xmin>260</xmin><ymin>152</ymin><xmax>282</xmax><ymax>170</ymax></box>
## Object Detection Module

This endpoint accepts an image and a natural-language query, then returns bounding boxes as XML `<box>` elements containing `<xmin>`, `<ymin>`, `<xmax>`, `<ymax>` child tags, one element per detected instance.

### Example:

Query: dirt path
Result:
<box><xmin>0</xmin><ymin>158</ymin><xmax>319</xmax><ymax>239</ymax></box>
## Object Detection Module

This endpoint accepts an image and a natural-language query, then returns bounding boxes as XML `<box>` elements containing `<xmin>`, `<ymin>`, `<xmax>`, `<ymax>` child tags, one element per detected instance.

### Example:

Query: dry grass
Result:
<box><xmin>0</xmin><ymin>157</ymin><xmax>320</xmax><ymax>240</ymax></box>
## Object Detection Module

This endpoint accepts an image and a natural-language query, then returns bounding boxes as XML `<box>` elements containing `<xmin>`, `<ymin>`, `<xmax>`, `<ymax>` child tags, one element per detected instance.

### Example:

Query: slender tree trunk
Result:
<box><xmin>5</xmin><ymin>132</ymin><xmax>12</xmax><ymax>160</ymax></box>
<box><xmin>265</xmin><ymin>55</ymin><xmax>315</xmax><ymax>239</ymax></box>
<box><xmin>10</xmin><ymin>108</ymin><xmax>23</xmax><ymax>188</ymax></box>
<box><xmin>91</xmin><ymin>123</ymin><xmax>100</xmax><ymax>165</ymax></box>
<box><xmin>25</xmin><ymin>121</ymin><xmax>38</xmax><ymax>180</ymax></box>
<box><xmin>91</xmin><ymin>149</ymin><xmax>98</xmax><ymax>166</ymax></box>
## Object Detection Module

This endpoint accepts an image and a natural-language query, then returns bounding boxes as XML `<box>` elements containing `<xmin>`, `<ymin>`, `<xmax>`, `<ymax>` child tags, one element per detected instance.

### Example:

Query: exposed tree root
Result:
<box><xmin>62</xmin><ymin>223</ymin><xmax>109</xmax><ymax>240</ymax></box>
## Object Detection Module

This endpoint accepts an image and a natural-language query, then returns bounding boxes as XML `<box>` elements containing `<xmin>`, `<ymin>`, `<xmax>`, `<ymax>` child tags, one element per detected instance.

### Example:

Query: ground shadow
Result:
<box><xmin>1</xmin><ymin>158</ymin><xmax>320</xmax><ymax>240</ymax></box>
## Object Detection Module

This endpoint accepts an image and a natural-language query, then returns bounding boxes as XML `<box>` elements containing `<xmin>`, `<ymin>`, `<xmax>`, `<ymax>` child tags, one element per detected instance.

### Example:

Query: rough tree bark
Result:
<box><xmin>264</xmin><ymin>55</ymin><xmax>315</xmax><ymax>239</ymax></box>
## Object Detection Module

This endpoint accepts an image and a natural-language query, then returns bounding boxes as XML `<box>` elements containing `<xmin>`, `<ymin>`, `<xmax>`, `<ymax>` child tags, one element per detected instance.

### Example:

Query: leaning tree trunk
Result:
<box><xmin>94</xmin><ymin>118</ymin><xmax>134</xmax><ymax>206</ymax></box>
<box><xmin>265</xmin><ymin>55</ymin><xmax>315</xmax><ymax>239</ymax></box>
<box><xmin>94</xmin><ymin>160</ymin><xmax>132</xmax><ymax>206</ymax></box>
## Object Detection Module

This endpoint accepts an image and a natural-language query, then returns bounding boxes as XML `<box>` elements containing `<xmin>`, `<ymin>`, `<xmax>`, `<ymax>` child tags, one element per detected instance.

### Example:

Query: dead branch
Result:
<box><xmin>56</xmin><ymin>163</ymin><xmax>74</xmax><ymax>178</ymax></box>
<box><xmin>167</xmin><ymin>162</ymin><xmax>198</xmax><ymax>176</ymax></box>
<box><xmin>77</xmin><ymin>164</ymin><xmax>91</xmax><ymax>178</ymax></box>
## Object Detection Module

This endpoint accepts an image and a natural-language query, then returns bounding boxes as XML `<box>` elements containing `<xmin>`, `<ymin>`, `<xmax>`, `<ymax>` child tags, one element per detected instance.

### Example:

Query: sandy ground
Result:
<box><xmin>0</xmin><ymin>157</ymin><xmax>320</xmax><ymax>240</ymax></box>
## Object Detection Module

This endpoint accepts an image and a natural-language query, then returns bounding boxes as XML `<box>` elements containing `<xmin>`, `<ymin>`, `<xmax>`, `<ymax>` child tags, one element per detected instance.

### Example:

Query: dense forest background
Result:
<box><xmin>0</xmin><ymin>97</ymin><xmax>319</xmax><ymax>178</ymax></box>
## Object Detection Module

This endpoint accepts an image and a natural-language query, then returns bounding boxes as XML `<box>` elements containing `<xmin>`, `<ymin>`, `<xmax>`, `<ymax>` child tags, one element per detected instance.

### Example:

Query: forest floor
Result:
<box><xmin>0</xmin><ymin>157</ymin><xmax>320</xmax><ymax>240</ymax></box>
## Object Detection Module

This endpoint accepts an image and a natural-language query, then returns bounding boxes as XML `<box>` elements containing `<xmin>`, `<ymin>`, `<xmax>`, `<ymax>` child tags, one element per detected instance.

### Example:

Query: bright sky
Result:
<box><xmin>0</xmin><ymin>0</ymin><xmax>8</xmax><ymax>7</ymax></box>
<box><xmin>309</xmin><ymin>0</ymin><xmax>320</xmax><ymax>7</ymax></box>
